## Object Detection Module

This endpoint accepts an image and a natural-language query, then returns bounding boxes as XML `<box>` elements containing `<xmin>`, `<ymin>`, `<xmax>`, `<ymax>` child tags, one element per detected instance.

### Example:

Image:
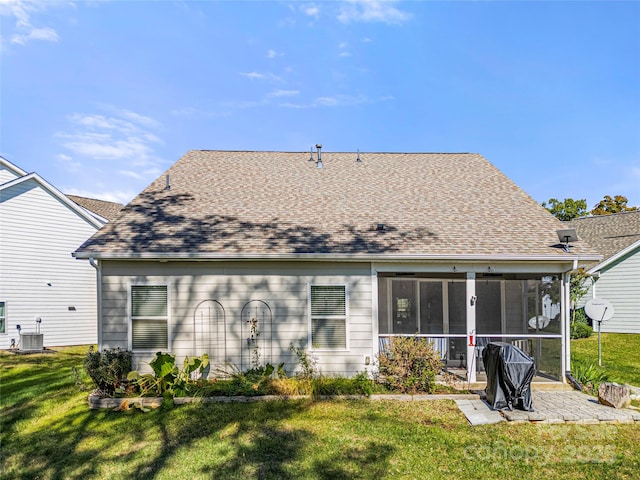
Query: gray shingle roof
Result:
<box><xmin>67</xmin><ymin>195</ymin><xmax>124</xmax><ymax>222</ymax></box>
<box><xmin>567</xmin><ymin>211</ymin><xmax>640</xmax><ymax>264</ymax></box>
<box><xmin>75</xmin><ymin>150</ymin><xmax>599</xmax><ymax>258</ymax></box>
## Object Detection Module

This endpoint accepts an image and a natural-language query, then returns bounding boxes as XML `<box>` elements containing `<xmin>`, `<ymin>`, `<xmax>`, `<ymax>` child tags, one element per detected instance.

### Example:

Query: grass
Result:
<box><xmin>1</xmin><ymin>347</ymin><xmax>640</xmax><ymax>479</ymax></box>
<box><xmin>572</xmin><ymin>333</ymin><xmax>640</xmax><ymax>386</ymax></box>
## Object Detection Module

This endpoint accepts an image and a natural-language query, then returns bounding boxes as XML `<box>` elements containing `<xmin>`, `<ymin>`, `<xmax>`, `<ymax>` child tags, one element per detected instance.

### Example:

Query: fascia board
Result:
<box><xmin>72</xmin><ymin>251</ymin><xmax>602</xmax><ymax>263</ymax></box>
<box><xmin>0</xmin><ymin>156</ymin><xmax>28</xmax><ymax>178</ymax></box>
<box><xmin>587</xmin><ymin>240</ymin><xmax>640</xmax><ymax>274</ymax></box>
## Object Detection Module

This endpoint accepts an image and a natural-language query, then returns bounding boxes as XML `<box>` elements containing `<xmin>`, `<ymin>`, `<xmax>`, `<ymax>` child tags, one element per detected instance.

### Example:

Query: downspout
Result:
<box><xmin>88</xmin><ymin>257</ymin><xmax>103</xmax><ymax>351</ymax></box>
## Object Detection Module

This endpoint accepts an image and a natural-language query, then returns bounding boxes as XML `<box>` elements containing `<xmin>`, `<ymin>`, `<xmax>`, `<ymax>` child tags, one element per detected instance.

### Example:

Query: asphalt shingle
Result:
<box><xmin>567</xmin><ymin>211</ymin><xmax>640</xmax><ymax>266</ymax></box>
<box><xmin>68</xmin><ymin>195</ymin><xmax>124</xmax><ymax>222</ymax></box>
<box><xmin>75</xmin><ymin>150</ymin><xmax>600</xmax><ymax>258</ymax></box>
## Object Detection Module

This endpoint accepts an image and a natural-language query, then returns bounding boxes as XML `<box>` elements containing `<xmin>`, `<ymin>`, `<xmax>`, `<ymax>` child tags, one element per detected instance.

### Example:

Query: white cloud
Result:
<box><xmin>55</xmin><ymin>152</ymin><xmax>81</xmax><ymax>171</ymax></box>
<box><xmin>266</xmin><ymin>49</ymin><xmax>283</xmax><ymax>59</ymax></box>
<box><xmin>338</xmin><ymin>42</ymin><xmax>351</xmax><ymax>58</ymax></box>
<box><xmin>268</xmin><ymin>89</ymin><xmax>300</xmax><ymax>97</ymax></box>
<box><xmin>280</xmin><ymin>94</ymin><xmax>371</xmax><ymax>109</ymax></box>
<box><xmin>53</xmin><ymin>106</ymin><xmax>167</xmax><ymax>204</ymax></box>
<box><xmin>239</xmin><ymin>71</ymin><xmax>283</xmax><ymax>82</ymax></box>
<box><xmin>240</xmin><ymin>71</ymin><xmax>265</xmax><ymax>80</ymax></box>
<box><xmin>118</xmin><ymin>108</ymin><xmax>161</xmax><ymax>128</ymax></box>
<box><xmin>55</xmin><ymin>107</ymin><xmax>164</xmax><ymax>167</ymax></box>
<box><xmin>303</xmin><ymin>4</ymin><xmax>319</xmax><ymax>18</ymax></box>
<box><xmin>1</xmin><ymin>0</ymin><xmax>62</xmax><ymax>46</ymax></box>
<box><xmin>118</xmin><ymin>167</ymin><xmax>162</xmax><ymax>181</ymax></box>
<box><xmin>337</xmin><ymin>0</ymin><xmax>411</xmax><ymax>24</ymax></box>
<box><xmin>11</xmin><ymin>26</ymin><xmax>58</xmax><ymax>44</ymax></box>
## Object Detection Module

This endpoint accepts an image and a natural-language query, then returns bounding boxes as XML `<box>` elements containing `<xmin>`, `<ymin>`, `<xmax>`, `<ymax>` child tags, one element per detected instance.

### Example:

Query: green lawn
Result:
<box><xmin>572</xmin><ymin>333</ymin><xmax>640</xmax><ymax>386</ymax></box>
<box><xmin>1</xmin><ymin>347</ymin><xmax>639</xmax><ymax>480</ymax></box>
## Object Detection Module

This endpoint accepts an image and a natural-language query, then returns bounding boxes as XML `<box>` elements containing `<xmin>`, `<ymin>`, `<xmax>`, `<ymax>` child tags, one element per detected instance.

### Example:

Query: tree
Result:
<box><xmin>541</xmin><ymin>198</ymin><xmax>587</xmax><ymax>221</ymax></box>
<box><xmin>590</xmin><ymin>195</ymin><xmax>638</xmax><ymax>215</ymax></box>
<box><xmin>570</xmin><ymin>268</ymin><xmax>591</xmax><ymax>323</ymax></box>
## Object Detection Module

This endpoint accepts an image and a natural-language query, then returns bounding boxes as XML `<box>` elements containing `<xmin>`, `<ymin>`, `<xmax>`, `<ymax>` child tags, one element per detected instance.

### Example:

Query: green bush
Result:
<box><xmin>127</xmin><ymin>352</ymin><xmax>209</xmax><ymax>398</ymax></box>
<box><xmin>571</xmin><ymin>361</ymin><xmax>608</xmax><ymax>395</ymax></box>
<box><xmin>572</xmin><ymin>307</ymin><xmax>590</xmax><ymax>326</ymax></box>
<box><xmin>571</xmin><ymin>322</ymin><xmax>593</xmax><ymax>339</ymax></box>
<box><xmin>84</xmin><ymin>347</ymin><xmax>132</xmax><ymax>396</ymax></box>
<box><xmin>376</xmin><ymin>336</ymin><xmax>442</xmax><ymax>394</ymax></box>
<box><xmin>289</xmin><ymin>343</ymin><xmax>317</xmax><ymax>379</ymax></box>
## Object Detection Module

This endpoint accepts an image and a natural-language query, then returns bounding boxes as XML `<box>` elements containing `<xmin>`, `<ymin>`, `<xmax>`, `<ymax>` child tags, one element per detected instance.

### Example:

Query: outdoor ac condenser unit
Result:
<box><xmin>21</xmin><ymin>333</ymin><xmax>44</xmax><ymax>351</ymax></box>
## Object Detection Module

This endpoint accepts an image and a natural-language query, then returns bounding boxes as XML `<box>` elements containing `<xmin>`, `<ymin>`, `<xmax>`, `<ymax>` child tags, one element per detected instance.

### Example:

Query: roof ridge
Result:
<box><xmin>192</xmin><ymin>149</ymin><xmax>478</xmax><ymax>155</ymax></box>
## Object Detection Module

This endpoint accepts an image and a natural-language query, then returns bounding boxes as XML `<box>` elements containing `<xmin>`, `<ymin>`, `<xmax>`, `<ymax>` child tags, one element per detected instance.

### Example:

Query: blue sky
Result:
<box><xmin>1</xmin><ymin>1</ymin><xmax>639</xmax><ymax>210</ymax></box>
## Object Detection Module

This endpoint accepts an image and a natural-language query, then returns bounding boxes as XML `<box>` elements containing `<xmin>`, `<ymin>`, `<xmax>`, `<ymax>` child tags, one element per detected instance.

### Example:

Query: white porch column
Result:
<box><xmin>562</xmin><ymin>270</ymin><xmax>571</xmax><ymax>380</ymax></box>
<box><xmin>371</xmin><ymin>265</ymin><xmax>379</xmax><ymax>363</ymax></box>
<box><xmin>466</xmin><ymin>272</ymin><xmax>477</xmax><ymax>383</ymax></box>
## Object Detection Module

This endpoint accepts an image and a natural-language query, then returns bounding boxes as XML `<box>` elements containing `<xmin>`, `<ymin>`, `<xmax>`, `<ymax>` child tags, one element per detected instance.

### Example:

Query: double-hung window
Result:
<box><xmin>310</xmin><ymin>285</ymin><xmax>347</xmax><ymax>350</ymax></box>
<box><xmin>0</xmin><ymin>301</ymin><xmax>5</xmax><ymax>334</ymax></box>
<box><xmin>131</xmin><ymin>285</ymin><xmax>169</xmax><ymax>351</ymax></box>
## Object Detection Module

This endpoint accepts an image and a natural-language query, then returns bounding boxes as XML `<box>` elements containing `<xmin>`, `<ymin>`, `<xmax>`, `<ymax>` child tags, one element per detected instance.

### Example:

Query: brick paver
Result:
<box><xmin>500</xmin><ymin>391</ymin><xmax>640</xmax><ymax>423</ymax></box>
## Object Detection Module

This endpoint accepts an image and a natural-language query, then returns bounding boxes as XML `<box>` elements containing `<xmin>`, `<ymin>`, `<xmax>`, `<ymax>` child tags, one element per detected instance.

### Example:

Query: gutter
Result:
<box><xmin>88</xmin><ymin>257</ymin><xmax>103</xmax><ymax>351</ymax></box>
<box><xmin>72</xmin><ymin>251</ymin><xmax>602</xmax><ymax>263</ymax></box>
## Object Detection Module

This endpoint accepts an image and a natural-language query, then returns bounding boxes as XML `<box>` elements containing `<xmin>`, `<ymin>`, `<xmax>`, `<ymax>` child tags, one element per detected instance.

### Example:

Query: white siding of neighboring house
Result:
<box><xmin>583</xmin><ymin>248</ymin><xmax>640</xmax><ymax>334</ymax></box>
<box><xmin>0</xmin><ymin>178</ymin><xmax>100</xmax><ymax>348</ymax></box>
<box><xmin>0</xmin><ymin>162</ymin><xmax>22</xmax><ymax>184</ymax></box>
<box><xmin>100</xmin><ymin>260</ymin><xmax>373</xmax><ymax>377</ymax></box>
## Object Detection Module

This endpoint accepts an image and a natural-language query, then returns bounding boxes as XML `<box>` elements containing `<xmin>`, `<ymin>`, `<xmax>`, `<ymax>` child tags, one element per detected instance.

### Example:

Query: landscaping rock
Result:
<box><xmin>598</xmin><ymin>382</ymin><xmax>630</xmax><ymax>409</ymax></box>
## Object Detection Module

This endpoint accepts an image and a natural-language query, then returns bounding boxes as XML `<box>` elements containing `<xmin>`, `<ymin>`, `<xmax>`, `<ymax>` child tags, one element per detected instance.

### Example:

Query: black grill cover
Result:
<box><xmin>482</xmin><ymin>342</ymin><xmax>535</xmax><ymax>411</ymax></box>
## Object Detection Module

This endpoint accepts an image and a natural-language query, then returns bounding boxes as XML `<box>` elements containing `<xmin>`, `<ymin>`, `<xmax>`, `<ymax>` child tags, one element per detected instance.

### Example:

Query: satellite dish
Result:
<box><xmin>556</xmin><ymin>228</ymin><xmax>578</xmax><ymax>252</ymax></box>
<box><xmin>528</xmin><ymin>315</ymin><xmax>550</xmax><ymax>329</ymax></box>
<box><xmin>585</xmin><ymin>298</ymin><xmax>614</xmax><ymax>322</ymax></box>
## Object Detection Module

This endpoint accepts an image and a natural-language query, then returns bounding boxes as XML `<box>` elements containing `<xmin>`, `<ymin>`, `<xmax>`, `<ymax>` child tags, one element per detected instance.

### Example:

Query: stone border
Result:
<box><xmin>88</xmin><ymin>393</ymin><xmax>480</xmax><ymax>409</ymax></box>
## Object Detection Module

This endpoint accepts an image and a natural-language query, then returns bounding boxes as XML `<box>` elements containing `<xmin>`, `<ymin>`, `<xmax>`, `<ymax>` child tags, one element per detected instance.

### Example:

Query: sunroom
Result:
<box><xmin>376</xmin><ymin>269</ymin><xmax>565</xmax><ymax>384</ymax></box>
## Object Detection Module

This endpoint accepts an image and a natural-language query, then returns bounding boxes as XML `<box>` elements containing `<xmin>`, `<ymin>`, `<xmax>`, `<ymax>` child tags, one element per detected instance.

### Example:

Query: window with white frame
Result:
<box><xmin>131</xmin><ymin>285</ymin><xmax>168</xmax><ymax>350</ymax></box>
<box><xmin>310</xmin><ymin>285</ymin><xmax>347</xmax><ymax>350</ymax></box>
<box><xmin>0</xmin><ymin>301</ymin><xmax>5</xmax><ymax>334</ymax></box>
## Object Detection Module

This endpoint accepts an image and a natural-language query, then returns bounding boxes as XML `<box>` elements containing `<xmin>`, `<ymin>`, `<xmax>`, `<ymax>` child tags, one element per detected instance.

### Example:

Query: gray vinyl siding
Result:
<box><xmin>100</xmin><ymin>261</ymin><xmax>373</xmax><ymax>377</ymax></box>
<box><xmin>0</xmin><ymin>178</ymin><xmax>100</xmax><ymax>348</ymax></box>
<box><xmin>590</xmin><ymin>248</ymin><xmax>640</xmax><ymax>334</ymax></box>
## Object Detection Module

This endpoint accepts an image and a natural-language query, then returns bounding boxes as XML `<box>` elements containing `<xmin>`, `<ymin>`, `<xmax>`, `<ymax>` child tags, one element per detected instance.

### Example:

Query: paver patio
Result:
<box><xmin>458</xmin><ymin>390</ymin><xmax>640</xmax><ymax>425</ymax></box>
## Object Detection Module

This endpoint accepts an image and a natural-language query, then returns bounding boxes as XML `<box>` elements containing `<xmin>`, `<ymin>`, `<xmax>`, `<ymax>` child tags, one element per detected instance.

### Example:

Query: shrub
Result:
<box><xmin>289</xmin><ymin>343</ymin><xmax>317</xmax><ymax>379</ymax></box>
<box><xmin>572</xmin><ymin>361</ymin><xmax>608</xmax><ymax>395</ymax></box>
<box><xmin>127</xmin><ymin>352</ymin><xmax>209</xmax><ymax>398</ymax></box>
<box><xmin>572</xmin><ymin>307</ymin><xmax>590</xmax><ymax>326</ymax></box>
<box><xmin>376</xmin><ymin>336</ymin><xmax>441</xmax><ymax>394</ymax></box>
<box><xmin>571</xmin><ymin>322</ymin><xmax>593</xmax><ymax>339</ymax></box>
<box><xmin>84</xmin><ymin>347</ymin><xmax>132</xmax><ymax>396</ymax></box>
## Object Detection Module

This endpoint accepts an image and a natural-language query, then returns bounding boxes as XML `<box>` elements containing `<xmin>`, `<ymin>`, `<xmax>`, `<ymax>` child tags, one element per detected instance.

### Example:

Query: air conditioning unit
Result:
<box><xmin>21</xmin><ymin>333</ymin><xmax>44</xmax><ymax>351</ymax></box>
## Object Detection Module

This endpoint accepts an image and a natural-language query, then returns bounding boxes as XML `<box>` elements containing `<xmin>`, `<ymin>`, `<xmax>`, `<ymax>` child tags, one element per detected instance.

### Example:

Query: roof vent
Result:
<box><xmin>309</xmin><ymin>147</ymin><xmax>314</xmax><ymax>161</ymax></box>
<box><xmin>165</xmin><ymin>174</ymin><xmax>171</xmax><ymax>191</ymax></box>
<box><xmin>315</xmin><ymin>144</ymin><xmax>323</xmax><ymax>169</ymax></box>
<box><xmin>356</xmin><ymin>149</ymin><xmax>362</xmax><ymax>163</ymax></box>
<box><xmin>377</xmin><ymin>223</ymin><xmax>385</xmax><ymax>231</ymax></box>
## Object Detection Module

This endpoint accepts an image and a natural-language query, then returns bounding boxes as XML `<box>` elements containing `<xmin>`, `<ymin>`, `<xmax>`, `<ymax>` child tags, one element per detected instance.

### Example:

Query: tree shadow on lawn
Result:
<box><xmin>4</xmin><ymin>397</ymin><xmax>395</xmax><ymax>480</ymax></box>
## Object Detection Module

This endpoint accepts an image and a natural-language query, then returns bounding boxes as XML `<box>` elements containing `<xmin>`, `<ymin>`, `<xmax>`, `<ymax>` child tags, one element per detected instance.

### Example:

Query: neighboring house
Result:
<box><xmin>73</xmin><ymin>150</ymin><xmax>600</xmax><ymax>383</ymax></box>
<box><xmin>567</xmin><ymin>211</ymin><xmax>640</xmax><ymax>334</ymax></box>
<box><xmin>0</xmin><ymin>157</ymin><xmax>123</xmax><ymax>349</ymax></box>
<box><xmin>68</xmin><ymin>195</ymin><xmax>125</xmax><ymax>223</ymax></box>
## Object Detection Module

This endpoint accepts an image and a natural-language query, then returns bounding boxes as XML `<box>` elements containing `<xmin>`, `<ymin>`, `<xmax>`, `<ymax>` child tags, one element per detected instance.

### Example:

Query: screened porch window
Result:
<box><xmin>475</xmin><ymin>274</ymin><xmax>561</xmax><ymax>335</ymax></box>
<box><xmin>310</xmin><ymin>285</ymin><xmax>347</xmax><ymax>350</ymax></box>
<box><xmin>379</xmin><ymin>279</ymin><xmax>466</xmax><ymax>335</ymax></box>
<box><xmin>131</xmin><ymin>285</ymin><xmax>168</xmax><ymax>351</ymax></box>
